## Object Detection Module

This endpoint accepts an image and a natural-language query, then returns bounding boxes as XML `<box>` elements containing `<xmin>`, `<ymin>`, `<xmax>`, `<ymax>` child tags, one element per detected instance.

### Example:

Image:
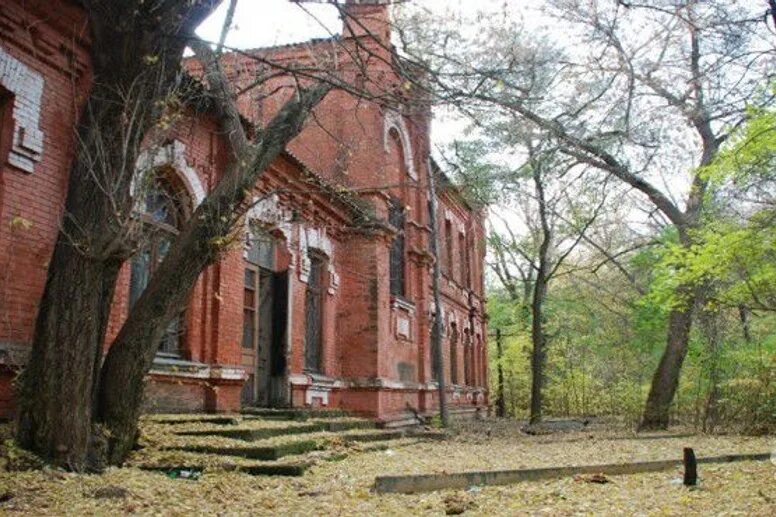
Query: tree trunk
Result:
<box><xmin>699</xmin><ymin>307</ymin><xmax>721</xmax><ymax>433</ymax></box>
<box><xmin>427</xmin><ymin>167</ymin><xmax>449</xmax><ymax>427</ymax></box>
<box><xmin>15</xmin><ymin>2</ymin><xmax>217</xmax><ymax>470</ymax></box>
<box><xmin>96</xmin><ymin>79</ymin><xmax>331</xmax><ymax>465</ymax></box>
<box><xmin>639</xmin><ymin>300</ymin><xmax>695</xmax><ymax>430</ymax></box>
<box><xmin>529</xmin><ymin>273</ymin><xmax>548</xmax><ymax>425</ymax></box>
<box><xmin>495</xmin><ymin>328</ymin><xmax>506</xmax><ymax>418</ymax></box>
<box><xmin>528</xmin><ymin>163</ymin><xmax>550</xmax><ymax>426</ymax></box>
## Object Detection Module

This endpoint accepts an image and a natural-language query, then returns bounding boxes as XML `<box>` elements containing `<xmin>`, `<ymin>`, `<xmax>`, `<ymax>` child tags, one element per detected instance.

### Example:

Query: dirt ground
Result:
<box><xmin>0</xmin><ymin>420</ymin><xmax>774</xmax><ymax>516</ymax></box>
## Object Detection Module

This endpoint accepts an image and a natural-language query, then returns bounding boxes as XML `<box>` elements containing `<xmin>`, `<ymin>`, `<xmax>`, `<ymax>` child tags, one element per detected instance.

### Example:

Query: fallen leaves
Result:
<box><xmin>0</xmin><ymin>420</ymin><xmax>774</xmax><ymax>516</ymax></box>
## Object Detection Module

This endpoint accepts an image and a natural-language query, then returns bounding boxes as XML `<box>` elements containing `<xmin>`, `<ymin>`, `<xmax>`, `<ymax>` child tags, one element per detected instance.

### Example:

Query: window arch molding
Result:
<box><xmin>135</xmin><ymin>140</ymin><xmax>206</xmax><ymax>209</ymax></box>
<box><xmin>383</xmin><ymin>110</ymin><xmax>416</xmax><ymax>180</ymax></box>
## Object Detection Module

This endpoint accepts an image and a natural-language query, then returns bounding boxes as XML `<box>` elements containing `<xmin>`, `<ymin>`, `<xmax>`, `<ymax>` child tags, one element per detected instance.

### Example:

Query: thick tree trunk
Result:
<box><xmin>528</xmin><ymin>274</ymin><xmax>547</xmax><ymax>425</ymax></box>
<box><xmin>96</xmin><ymin>80</ymin><xmax>331</xmax><ymax>465</ymax></box>
<box><xmin>15</xmin><ymin>1</ymin><xmax>219</xmax><ymax>470</ymax></box>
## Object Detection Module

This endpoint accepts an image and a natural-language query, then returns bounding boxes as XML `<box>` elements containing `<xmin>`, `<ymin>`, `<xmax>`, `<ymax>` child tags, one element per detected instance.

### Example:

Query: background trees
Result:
<box><xmin>396</xmin><ymin>0</ymin><xmax>775</xmax><ymax>431</ymax></box>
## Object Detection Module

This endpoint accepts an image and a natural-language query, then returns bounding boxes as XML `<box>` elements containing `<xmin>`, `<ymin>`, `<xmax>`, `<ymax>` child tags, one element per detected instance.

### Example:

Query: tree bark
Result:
<box><xmin>96</xmin><ymin>63</ymin><xmax>331</xmax><ymax>464</ymax></box>
<box><xmin>15</xmin><ymin>1</ymin><xmax>217</xmax><ymax>470</ymax></box>
<box><xmin>495</xmin><ymin>328</ymin><xmax>506</xmax><ymax>418</ymax></box>
<box><xmin>427</xmin><ymin>166</ymin><xmax>450</xmax><ymax>428</ymax></box>
<box><xmin>639</xmin><ymin>302</ymin><xmax>695</xmax><ymax>430</ymax></box>
<box><xmin>528</xmin><ymin>164</ymin><xmax>551</xmax><ymax>426</ymax></box>
<box><xmin>528</xmin><ymin>271</ymin><xmax>548</xmax><ymax>425</ymax></box>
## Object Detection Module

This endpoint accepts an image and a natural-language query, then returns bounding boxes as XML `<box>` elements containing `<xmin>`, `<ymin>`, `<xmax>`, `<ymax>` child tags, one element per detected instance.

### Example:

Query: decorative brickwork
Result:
<box><xmin>0</xmin><ymin>46</ymin><xmax>44</xmax><ymax>173</ymax></box>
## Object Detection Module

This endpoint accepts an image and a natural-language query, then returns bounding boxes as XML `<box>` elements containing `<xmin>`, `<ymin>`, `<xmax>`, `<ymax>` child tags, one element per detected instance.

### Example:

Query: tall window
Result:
<box><xmin>389</xmin><ymin>199</ymin><xmax>406</xmax><ymax>297</ymax></box>
<box><xmin>304</xmin><ymin>252</ymin><xmax>326</xmax><ymax>372</ymax></box>
<box><xmin>129</xmin><ymin>175</ymin><xmax>186</xmax><ymax>356</ymax></box>
<box><xmin>449</xmin><ymin>322</ymin><xmax>459</xmax><ymax>385</ymax></box>
<box><xmin>0</xmin><ymin>87</ymin><xmax>13</xmax><ymax>166</ymax></box>
<box><xmin>463</xmin><ymin>329</ymin><xmax>472</xmax><ymax>386</ymax></box>
<box><xmin>458</xmin><ymin>232</ymin><xmax>469</xmax><ymax>286</ymax></box>
<box><xmin>444</xmin><ymin>219</ymin><xmax>453</xmax><ymax>277</ymax></box>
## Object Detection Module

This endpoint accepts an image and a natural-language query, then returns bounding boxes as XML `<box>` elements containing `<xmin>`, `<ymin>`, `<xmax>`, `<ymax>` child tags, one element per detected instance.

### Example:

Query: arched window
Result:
<box><xmin>129</xmin><ymin>172</ymin><xmax>188</xmax><ymax>357</ymax></box>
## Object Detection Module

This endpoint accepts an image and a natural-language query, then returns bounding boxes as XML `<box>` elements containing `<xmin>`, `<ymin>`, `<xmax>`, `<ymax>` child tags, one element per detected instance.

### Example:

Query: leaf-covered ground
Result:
<box><xmin>1</xmin><ymin>419</ymin><xmax>774</xmax><ymax>516</ymax></box>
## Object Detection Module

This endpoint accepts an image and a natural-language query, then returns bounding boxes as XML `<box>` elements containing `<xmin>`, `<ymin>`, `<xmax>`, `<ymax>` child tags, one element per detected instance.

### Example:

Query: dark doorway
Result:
<box><xmin>241</xmin><ymin>230</ymin><xmax>288</xmax><ymax>407</ymax></box>
<box><xmin>304</xmin><ymin>252</ymin><xmax>326</xmax><ymax>372</ymax></box>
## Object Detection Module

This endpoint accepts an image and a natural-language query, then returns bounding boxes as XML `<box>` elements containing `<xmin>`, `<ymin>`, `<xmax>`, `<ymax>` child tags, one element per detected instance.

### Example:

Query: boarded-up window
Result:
<box><xmin>389</xmin><ymin>199</ymin><xmax>406</xmax><ymax>297</ymax></box>
<box><xmin>459</xmin><ymin>232</ymin><xmax>468</xmax><ymax>286</ymax></box>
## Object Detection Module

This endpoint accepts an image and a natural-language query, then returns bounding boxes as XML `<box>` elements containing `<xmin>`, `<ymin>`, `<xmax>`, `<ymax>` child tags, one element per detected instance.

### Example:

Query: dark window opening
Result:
<box><xmin>0</xmin><ymin>87</ymin><xmax>14</xmax><ymax>166</ymax></box>
<box><xmin>463</xmin><ymin>329</ymin><xmax>472</xmax><ymax>386</ymax></box>
<box><xmin>459</xmin><ymin>232</ymin><xmax>469</xmax><ymax>287</ymax></box>
<box><xmin>304</xmin><ymin>252</ymin><xmax>326</xmax><ymax>372</ymax></box>
<box><xmin>389</xmin><ymin>198</ymin><xmax>406</xmax><ymax>298</ymax></box>
<box><xmin>129</xmin><ymin>175</ymin><xmax>187</xmax><ymax>357</ymax></box>
<box><xmin>449</xmin><ymin>322</ymin><xmax>459</xmax><ymax>385</ymax></box>
<box><xmin>444</xmin><ymin>219</ymin><xmax>453</xmax><ymax>277</ymax></box>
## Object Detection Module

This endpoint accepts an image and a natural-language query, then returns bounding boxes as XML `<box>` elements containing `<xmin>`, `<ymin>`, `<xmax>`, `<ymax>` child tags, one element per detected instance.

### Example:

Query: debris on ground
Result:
<box><xmin>443</xmin><ymin>492</ymin><xmax>475</xmax><ymax>515</ymax></box>
<box><xmin>574</xmin><ymin>473</ymin><xmax>610</xmax><ymax>484</ymax></box>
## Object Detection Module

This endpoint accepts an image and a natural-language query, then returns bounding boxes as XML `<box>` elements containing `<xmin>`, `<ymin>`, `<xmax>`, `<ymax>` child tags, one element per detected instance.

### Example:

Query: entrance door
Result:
<box><xmin>304</xmin><ymin>253</ymin><xmax>326</xmax><ymax>372</ymax></box>
<box><xmin>241</xmin><ymin>231</ymin><xmax>282</xmax><ymax>407</ymax></box>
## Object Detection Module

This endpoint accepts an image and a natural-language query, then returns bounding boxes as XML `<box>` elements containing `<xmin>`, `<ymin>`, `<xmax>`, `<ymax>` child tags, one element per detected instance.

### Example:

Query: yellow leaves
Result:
<box><xmin>9</xmin><ymin>215</ymin><xmax>32</xmax><ymax>231</ymax></box>
<box><xmin>143</xmin><ymin>54</ymin><xmax>160</xmax><ymax>65</ymax></box>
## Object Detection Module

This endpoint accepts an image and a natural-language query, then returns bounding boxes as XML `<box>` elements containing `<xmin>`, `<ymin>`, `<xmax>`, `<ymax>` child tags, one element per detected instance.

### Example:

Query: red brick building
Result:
<box><xmin>0</xmin><ymin>0</ymin><xmax>488</xmax><ymax>424</ymax></box>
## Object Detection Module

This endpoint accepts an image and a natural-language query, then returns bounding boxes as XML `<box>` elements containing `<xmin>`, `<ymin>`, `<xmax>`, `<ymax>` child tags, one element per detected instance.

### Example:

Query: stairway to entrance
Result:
<box><xmin>130</xmin><ymin>410</ymin><xmax>445</xmax><ymax>477</ymax></box>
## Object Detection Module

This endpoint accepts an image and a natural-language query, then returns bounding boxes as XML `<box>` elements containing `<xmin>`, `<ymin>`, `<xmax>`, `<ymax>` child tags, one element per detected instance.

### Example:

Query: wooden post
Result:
<box><xmin>683</xmin><ymin>447</ymin><xmax>697</xmax><ymax>486</ymax></box>
<box><xmin>495</xmin><ymin>329</ymin><xmax>506</xmax><ymax>418</ymax></box>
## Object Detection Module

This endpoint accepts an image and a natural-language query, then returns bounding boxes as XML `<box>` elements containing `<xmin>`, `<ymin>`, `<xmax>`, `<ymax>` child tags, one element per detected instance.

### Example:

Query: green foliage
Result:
<box><xmin>703</xmin><ymin>101</ymin><xmax>776</xmax><ymax>184</ymax></box>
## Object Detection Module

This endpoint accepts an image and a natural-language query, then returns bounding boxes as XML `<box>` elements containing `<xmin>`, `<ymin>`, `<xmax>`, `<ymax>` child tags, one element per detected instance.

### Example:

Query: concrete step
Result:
<box><xmin>166</xmin><ymin>437</ymin><xmax>323</xmax><ymax>461</ymax></box>
<box><xmin>173</xmin><ymin>417</ymin><xmax>376</xmax><ymax>441</ymax></box>
<box><xmin>240</xmin><ymin>407</ymin><xmax>351</xmax><ymax>420</ymax></box>
<box><xmin>143</xmin><ymin>415</ymin><xmax>241</xmax><ymax>426</ymax></box>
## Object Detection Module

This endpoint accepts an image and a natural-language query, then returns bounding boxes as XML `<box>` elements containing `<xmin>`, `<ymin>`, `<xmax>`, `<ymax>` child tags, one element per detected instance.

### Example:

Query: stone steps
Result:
<box><xmin>136</xmin><ymin>411</ymin><xmax>447</xmax><ymax>477</ymax></box>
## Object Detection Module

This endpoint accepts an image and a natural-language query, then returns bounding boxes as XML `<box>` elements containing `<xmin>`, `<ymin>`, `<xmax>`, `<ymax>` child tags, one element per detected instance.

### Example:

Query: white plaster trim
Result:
<box><xmin>135</xmin><ymin>140</ymin><xmax>206</xmax><ymax>208</ymax></box>
<box><xmin>383</xmin><ymin>109</ymin><xmax>417</xmax><ymax>180</ymax></box>
<box><xmin>305</xmin><ymin>387</ymin><xmax>330</xmax><ymax>406</ymax></box>
<box><xmin>288</xmin><ymin>373</ymin><xmax>310</xmax><ymax>385</ymax></box>
<box><xmin>298</xmin><ymin>225</ymin><xmax>339</xmax><ymax>294</ymax></box>
<box><xmin>0</xmin><ymin>46</ymin><xmax>45</xmax><ymax>173</ymax></box>
<box><xmin>246</xmin><ymin>193</ymin><xmax>293</xmax><ymax>242</ymax></box>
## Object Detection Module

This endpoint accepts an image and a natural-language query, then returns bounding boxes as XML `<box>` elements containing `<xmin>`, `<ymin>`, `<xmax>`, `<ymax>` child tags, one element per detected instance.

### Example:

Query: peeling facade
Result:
<box><xmin>0</xmin><ymin>0</ymin><xmax>488</xmax><ymax>423</ymax></box>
